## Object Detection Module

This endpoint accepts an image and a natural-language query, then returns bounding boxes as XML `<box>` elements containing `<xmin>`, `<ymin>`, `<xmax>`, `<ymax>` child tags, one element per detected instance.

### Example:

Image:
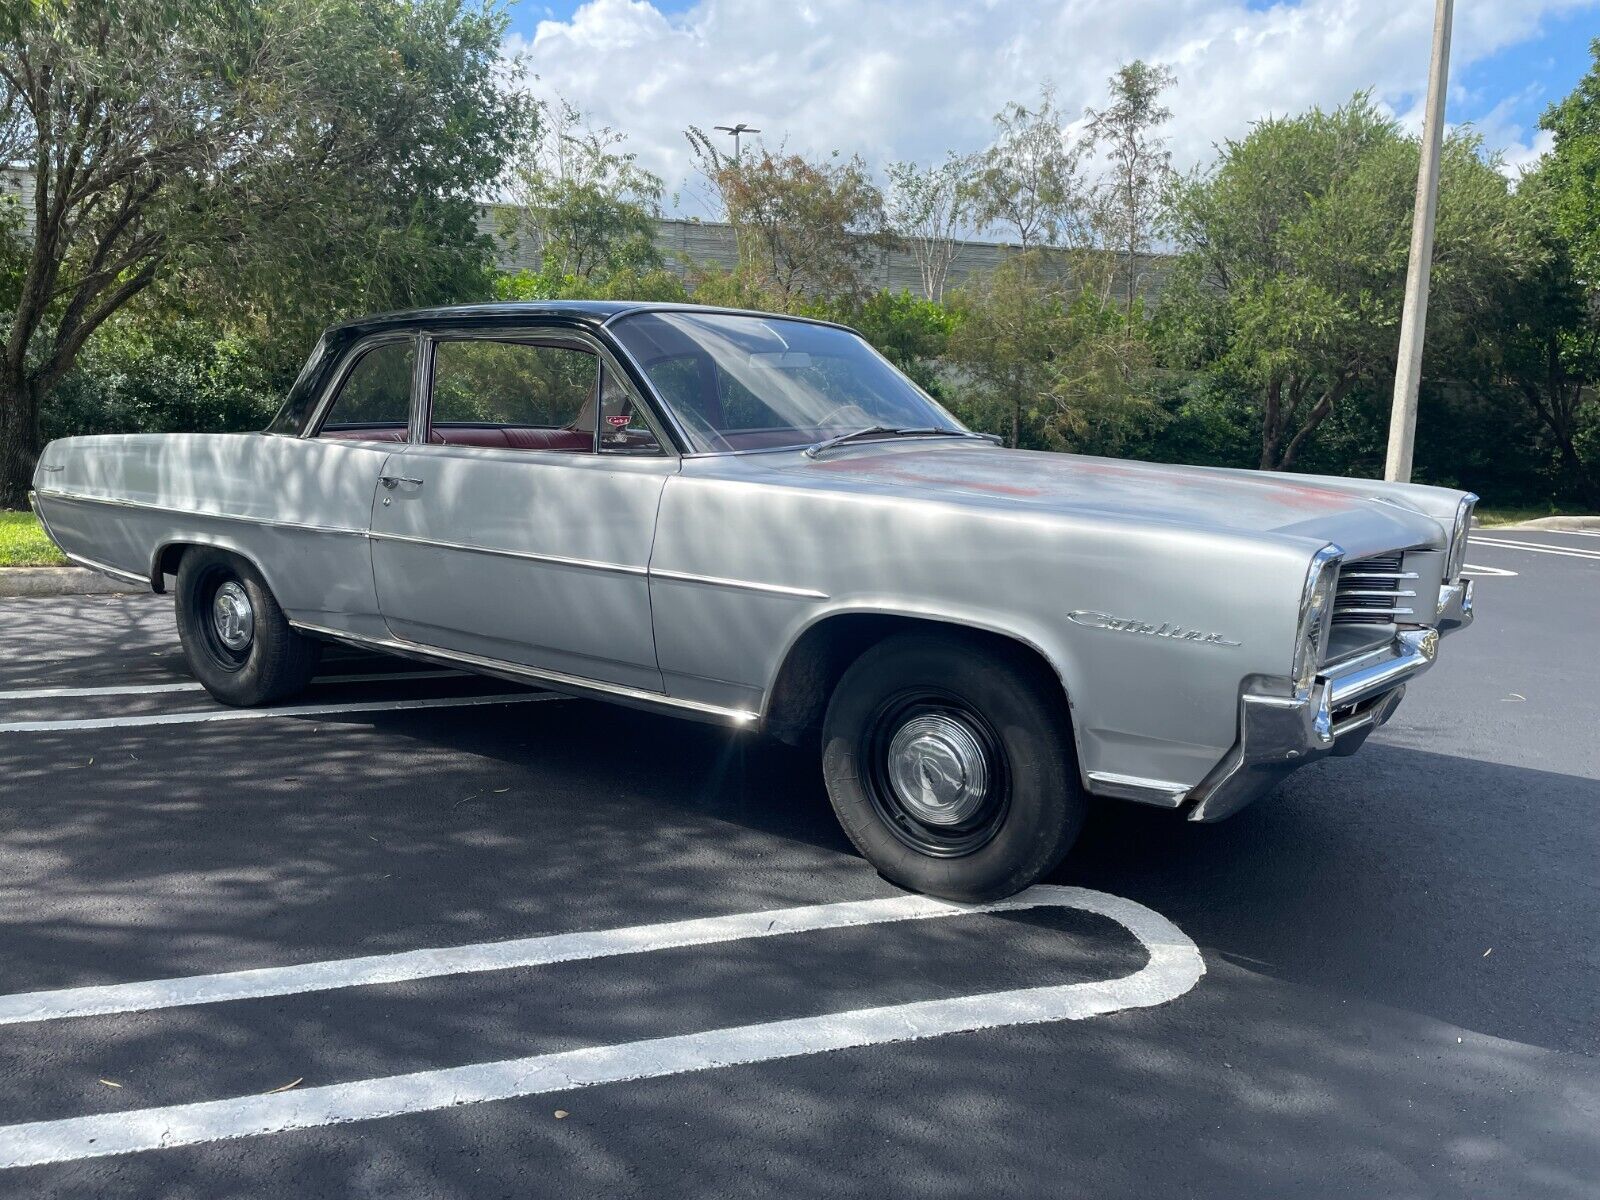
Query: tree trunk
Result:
<box><xmin>0</xmin><ymin>379</ymin><xmax>41</xmax><ymax>510</ymax></box>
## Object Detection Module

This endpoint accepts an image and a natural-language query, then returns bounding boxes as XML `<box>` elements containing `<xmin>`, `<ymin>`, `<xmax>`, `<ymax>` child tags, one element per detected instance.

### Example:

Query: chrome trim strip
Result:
<box><xmin>1336</xmin><ymin>588</ymin><xmax>1417</xmax><ymax>599</ymax></box>
<box><xmin>288</xmin><ymin>620</ymin><xmax>759</xmax><ymax>726</ymax></box>
<box><xmin>368</xmin><ymin>529</ymin><xmax>649</xmax><ymax>577</ymax></box>
<box><xmin>33</xmin><ymin>489</ymin><xmax>366</xmax><ymax>539</ymax></box>
<box><xmin>1085</xmin><ymin>771</ymin><xmax>1189</xmax><ymax>809</ymax></box>
<box><xmin>63</xmin><ymin>551</ymin><xmax>148</xmax><ymax>587</ymax></box>
<box><xmin>1338</xmin><ymin>571</ymin><xmax>1420</xmax><ymax>581</ymax></box>
<box><xmin>43</xmin><ymin>489</ymin><xmax>829</xmax><ymax>597</ymax></box>
<box><xmin>649</xmin><ymin>567</ymin><xmax>828</xmax><ymax>600</ymax></box>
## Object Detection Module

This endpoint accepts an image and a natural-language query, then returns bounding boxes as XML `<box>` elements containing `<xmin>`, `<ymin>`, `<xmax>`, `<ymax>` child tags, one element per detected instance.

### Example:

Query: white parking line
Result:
<box><xmin>0</xmin><ymin>886</ymin><xmax>1203</xmax><ymax>1169</ymax></box>
<box><xmin>1470</xmin><ymin>537</ymin><xmax>1600</xmax><ymax>561</ymax></box>
<box><xmin>0</xmin><ymin>692</ymin><xmax>560</xmax><ymax>734</ymax></box>
<box><xmin>0</xmin><ymin>671</ymin><xmax>461</xmax><ymax>702</ymax></box>
<box><xmin>1461</xmin><ymin>563</ymin><xmax>1519</xmax><ymax>578</ymax></box>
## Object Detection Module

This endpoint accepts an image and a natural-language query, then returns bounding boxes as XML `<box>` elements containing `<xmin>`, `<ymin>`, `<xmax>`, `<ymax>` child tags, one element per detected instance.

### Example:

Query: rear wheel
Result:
<box><xmin>174</xmin><ymin>549</ymin><xmax>318</xmax><ymax>706</ymax></box>
<box><xmin>821</xmin><ymin>631</ymin><xmax>1085</xmax><ymax>901</ymax></box>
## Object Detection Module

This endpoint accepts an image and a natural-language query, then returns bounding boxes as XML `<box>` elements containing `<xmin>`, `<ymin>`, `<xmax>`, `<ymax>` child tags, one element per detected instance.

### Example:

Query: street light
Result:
<box><xmin>1384</xmin><ymin>0</ymin><xmax>1455</xmax><ymax>483</ymax></box>
<box><xmin>715</xmin><ymin>123</ymin><xmax>761</xmax><ymax>161</ymax></box>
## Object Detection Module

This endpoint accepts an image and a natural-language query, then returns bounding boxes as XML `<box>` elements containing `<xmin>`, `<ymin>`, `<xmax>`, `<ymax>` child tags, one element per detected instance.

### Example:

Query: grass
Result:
<box><xmin>0</xmin><ymin>509</ymin><xmax>67</xmax><ymax>567</ymax></box>
<box><xmin>1475</xmin><ymin>506</ymin><xmax>1595</xmax><ymax>528</ymax></box>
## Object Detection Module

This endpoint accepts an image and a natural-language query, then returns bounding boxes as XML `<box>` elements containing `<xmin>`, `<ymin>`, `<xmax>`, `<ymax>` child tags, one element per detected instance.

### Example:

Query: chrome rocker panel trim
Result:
<box><xmin>288</xmin><ymin>620</ymin><xmax>760</xmax><ymax>728</ymax></box>
<box><xmin>1084</xmin><ymin>771</ymin><xmax>1191</xmax><ymax>809</ymax></box>
<box><xmin>1185</xmin><ymin>628</ymin><xmax>1439</xmax><ymax>823</ymax></box>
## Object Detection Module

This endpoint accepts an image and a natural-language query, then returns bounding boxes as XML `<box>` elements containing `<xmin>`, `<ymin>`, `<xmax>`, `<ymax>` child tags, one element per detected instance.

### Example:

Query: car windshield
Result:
<box><xmin>608</xmin><ymin>310</ymin><xmax>966</xmax><ymax>454</ymax></box>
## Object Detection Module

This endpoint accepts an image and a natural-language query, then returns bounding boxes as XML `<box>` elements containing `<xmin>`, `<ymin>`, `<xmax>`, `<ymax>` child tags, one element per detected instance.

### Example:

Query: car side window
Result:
<box><xmin>317</xmin><ymin>341</ymin><xmax>415</xmax><ymax>438</ymax></box>
<box><xmin>428</xmin><ymin>338</ymin><xmax>661</xmax><ymax>454</ymax></box>
<box><xmin>431</xmin><ymin>338</ymin><xmax>593</xmax><ymax>436</ymax></box>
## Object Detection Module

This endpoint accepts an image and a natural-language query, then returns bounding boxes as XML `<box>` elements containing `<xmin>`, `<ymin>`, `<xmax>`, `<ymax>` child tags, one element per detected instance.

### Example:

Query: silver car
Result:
<box><xmin>30</xmin><ymin>301</ymin><xmax>1477</xmax><ymax>900</ymax></box>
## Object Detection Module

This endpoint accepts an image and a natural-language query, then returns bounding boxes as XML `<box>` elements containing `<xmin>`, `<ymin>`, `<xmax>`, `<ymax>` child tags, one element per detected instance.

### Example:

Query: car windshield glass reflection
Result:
<box><xmin>609</xmin><ymin>311</ymin><xmax>965</xmax><ymax>453</ymax></box>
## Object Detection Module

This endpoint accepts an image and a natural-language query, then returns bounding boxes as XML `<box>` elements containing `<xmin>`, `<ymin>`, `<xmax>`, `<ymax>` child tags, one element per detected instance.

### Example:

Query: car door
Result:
<box><xmin>367</xmin><ymin>329</ymin><xmax>675</xmax><ymax>693</ymax></box>
<box><xmin>284</xmin><ymin>332</ymin><xmax>420</xmax><ymax>636</ymax></box>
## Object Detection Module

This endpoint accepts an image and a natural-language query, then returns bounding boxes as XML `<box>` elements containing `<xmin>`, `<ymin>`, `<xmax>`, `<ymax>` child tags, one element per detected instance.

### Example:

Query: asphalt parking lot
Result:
<box><xmin>0</xmin><ymin>527</ymin><xmax>1595</xmax><ymax>1199</ymax></box>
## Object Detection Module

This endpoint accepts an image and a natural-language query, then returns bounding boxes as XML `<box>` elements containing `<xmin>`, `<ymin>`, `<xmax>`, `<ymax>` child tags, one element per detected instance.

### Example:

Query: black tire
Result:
<box><xmin>821</xmin><ymin>631</ymin><xmax>1084</xmax><ymax>902</ymax></box>
<box><xmin>174</xmin><ymin>548</ymin><xmax>319</xmax><ymax>706</ymax></box>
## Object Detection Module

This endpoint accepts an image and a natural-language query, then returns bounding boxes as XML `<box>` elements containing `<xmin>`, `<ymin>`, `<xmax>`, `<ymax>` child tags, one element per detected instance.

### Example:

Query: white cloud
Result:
<box><xmin>505</xmin><ymin>0</ymin><xmax>1595</xmax><ymax>207</ymax></box>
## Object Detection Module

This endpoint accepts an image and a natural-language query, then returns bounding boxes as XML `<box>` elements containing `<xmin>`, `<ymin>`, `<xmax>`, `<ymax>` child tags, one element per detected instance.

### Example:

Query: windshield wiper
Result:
<box><xmin>803</xmin><ymin>426</ymin><xmax>996</xmax><ymax>459</ymax></box>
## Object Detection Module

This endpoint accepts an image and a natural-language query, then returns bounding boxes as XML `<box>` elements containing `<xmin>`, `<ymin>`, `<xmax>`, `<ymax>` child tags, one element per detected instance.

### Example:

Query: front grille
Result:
<box><xmin>1333</xmin><ymin>551</ymin><xmax>1418</xmax><ymax>624</ymax></box>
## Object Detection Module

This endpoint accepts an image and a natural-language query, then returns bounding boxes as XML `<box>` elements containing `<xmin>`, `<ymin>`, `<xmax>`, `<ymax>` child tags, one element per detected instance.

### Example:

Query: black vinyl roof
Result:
<box><xmin>324</xmin><ymin>300</ymin><xmax>852</xmax><ymax>338</ymax></box>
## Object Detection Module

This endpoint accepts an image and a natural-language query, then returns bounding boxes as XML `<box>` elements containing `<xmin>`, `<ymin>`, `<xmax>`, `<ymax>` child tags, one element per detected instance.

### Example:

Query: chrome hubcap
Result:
<box><xmin>211</xmin><ymin>581</ymin><xmax>254</xmax><ymax>651</ymax></box>
<box><xmin>885</xmin><ymin>713</ymin><xmax>990</xmax><ymax>827</ymax></box>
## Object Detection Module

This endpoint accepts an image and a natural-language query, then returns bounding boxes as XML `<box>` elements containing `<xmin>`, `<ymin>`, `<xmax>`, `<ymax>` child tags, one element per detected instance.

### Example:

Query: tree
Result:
<box><xmin>1085</xmin><ymin>60</ymin><xmax>1176</xmax><ymax>316</ymax></box>
<box><xmin>1496</xmin><ymin>79</ymin><xmax>1600</xmax><ymax>508</ymax></box>
<box><xmin>0</xmin><ymin>0</ymin><xmax>531</xmax><ymax>506</ymax></box>
<box><xmin>971</xmin><ymin>86</ymin><xmax>1087</xmax><ymax>254</ymax></box>
<box><xmin>1159</xmin><ymin>95</ymin><xmax>1526</xmax><ymax>471</ymax></box>
<box><xmin>503</xmin><ymin>95</ymin><xmax>665</xmax><ymax>283</ymax></box>
<box><xmin>945</xmin><ymin>253</ymin><xmax>1066</xmax><ymax>447</ymax></box>
<box><xmin>885</xmin><ymin>154</ymin><xmax>976</xmax><ymax>302</ymax></box>
<box><xmin>687</xmin><ymin>129</ymin><xmax>894</xmax><ymax>305</ymax></box>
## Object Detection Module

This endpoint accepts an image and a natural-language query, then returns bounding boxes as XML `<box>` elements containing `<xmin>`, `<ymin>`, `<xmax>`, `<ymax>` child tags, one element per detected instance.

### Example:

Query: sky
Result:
<box><xmin>503</xmin><ymin>0</ymin><xmax>1600</xmax><ymax>216</ymax></box>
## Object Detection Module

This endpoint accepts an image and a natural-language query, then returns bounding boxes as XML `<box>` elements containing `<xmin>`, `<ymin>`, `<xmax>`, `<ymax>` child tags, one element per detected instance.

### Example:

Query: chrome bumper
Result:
<box><xmin>1186</xmin><ymin>628</ymin><xmax>1440</xmax><ymax>822</ymax></box>
<box><xmin>1436</xmin><ymin>579</ymin><xmax>1474</xmax><ymax>633</ymax></box>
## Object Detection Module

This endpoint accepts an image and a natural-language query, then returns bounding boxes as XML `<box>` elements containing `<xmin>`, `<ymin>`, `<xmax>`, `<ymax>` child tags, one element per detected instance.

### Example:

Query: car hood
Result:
<box><xmin>772</xmin><ymin>441</ymin><xmax>1450</xmax><ymax>559</ymax></box>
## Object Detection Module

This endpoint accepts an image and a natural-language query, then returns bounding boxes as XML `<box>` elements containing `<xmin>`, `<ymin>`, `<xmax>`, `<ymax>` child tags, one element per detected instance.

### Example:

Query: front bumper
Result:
<box><xmin>1436</xmin><ymin>578</ymin><xmax>1474</xmax><ymax>633</ymax></box>
<box><xmin>1186</xmin><ymin>627</ymin><xmax>1440</xmax><ymax>822</ymax></box>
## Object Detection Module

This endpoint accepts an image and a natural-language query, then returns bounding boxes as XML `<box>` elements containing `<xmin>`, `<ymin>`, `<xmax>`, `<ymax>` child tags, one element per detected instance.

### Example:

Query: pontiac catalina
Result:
<box><xmin>30</xmin><ymin>301</ymin><xmax>1477</xmax><ymax>901</ymax></box>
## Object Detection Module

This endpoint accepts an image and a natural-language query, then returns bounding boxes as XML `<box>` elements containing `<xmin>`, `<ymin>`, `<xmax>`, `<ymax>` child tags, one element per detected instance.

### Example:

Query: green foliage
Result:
<box><xmin>44</xmin><ymin>310</ymin><xmax>285</xmax><ymax>440</ymax></box>
<box><xmin>1158</xmin><ymin>94</ymin><xmax>1528</xmax><ymax>471</ymax></box>
<box><xmin>501</xmin><ymin>96</ymin><xmax>666</xmax><ymax>283</ymax></box>
<box><xmin>687</xmin><ymin>134</ymin><xmax>895</xmax><ymax>303</ymax></box>
<box><xmin>493</xmin><ymin>267</ymin><xmax>689</xmax><ymax>304</ymax></box>
<box><xmin>0</xmin><ymin>0</ymin><xmax>532</xmax><ymax>503</ymax></box>
<box><xmin>1539</xmin><ymin>39</ymin><xmax>1600</xmax><ymax>286</ymax></box>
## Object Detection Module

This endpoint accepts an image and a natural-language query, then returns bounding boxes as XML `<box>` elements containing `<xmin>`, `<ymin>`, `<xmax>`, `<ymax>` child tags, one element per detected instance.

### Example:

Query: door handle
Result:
<box><xmin>378</xmin><ymin>474</ymin><xmax>424</xmax><ymax>490</ymax></box>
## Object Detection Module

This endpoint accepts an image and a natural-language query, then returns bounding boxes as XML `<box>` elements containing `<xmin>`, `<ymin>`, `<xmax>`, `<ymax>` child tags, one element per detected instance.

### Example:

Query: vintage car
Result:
<box><xmin>30</xmin><ymin>301</ymin><xmax>1477</xmax><ymax>900</ymax></box>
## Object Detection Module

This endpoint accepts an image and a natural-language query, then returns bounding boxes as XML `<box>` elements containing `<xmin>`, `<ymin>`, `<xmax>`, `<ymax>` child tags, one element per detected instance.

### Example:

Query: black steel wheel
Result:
<box><xmin>174</xmin><ymin>548</ymin><xmax>318</xmax><ymax>706</ymax></box>
<box><xmin>821</xmin><ymin>630</ymin><xmax>1085</xmax><ymax>901</ymax></box>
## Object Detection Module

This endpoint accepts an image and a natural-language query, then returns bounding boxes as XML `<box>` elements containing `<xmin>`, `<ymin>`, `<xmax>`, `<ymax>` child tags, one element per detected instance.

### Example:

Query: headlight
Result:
<box><xmin>1292</xmin><ymin>544</ymin><xmax>1343</xmax><ymax>695</ymax></box>
<box><xmin>1444</xmin><ymin>493</ymin><xmax>1477</xmax><ymax>581</ymax></box>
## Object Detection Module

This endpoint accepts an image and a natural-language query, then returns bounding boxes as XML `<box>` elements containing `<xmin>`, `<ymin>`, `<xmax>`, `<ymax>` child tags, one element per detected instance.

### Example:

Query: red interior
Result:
<box><xmin>320</xmin><ymin>424</ymin><xmax>592</xmax><ymax>452</ymax></box>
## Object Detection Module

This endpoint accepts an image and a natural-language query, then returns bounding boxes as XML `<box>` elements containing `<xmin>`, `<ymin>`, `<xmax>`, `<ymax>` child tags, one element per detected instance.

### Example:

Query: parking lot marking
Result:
<box><xmin>0</xmin><ymin>670</ymin><xmax>462</xmax><ymax>702</ymax></box>
<box><xmin>0</xmin><ymin>692</ymin><xmax>561</xmax><ymax>734</ymax></box>
<box><xmin>0</xmin><ymin>888</ymin><xmax>1140</xmax><ymax>1025</ymax></box>
<box><xmin>1461</xmin><ymin>563</ymin><xmax>1518</xmax><ymax>577</ymax></box>
<box><xmin>1469</xmin><ymin>536</ymin><xmax>1600</xmax><ymax>561</ymax></box>
<box><xmin>0</xmin><ymin>886</ymin><xmax>1203</xmax><ymax>1169</ymax></box>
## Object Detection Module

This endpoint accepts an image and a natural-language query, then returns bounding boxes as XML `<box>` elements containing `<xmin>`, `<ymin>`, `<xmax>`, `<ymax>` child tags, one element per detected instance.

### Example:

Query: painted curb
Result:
<box><xmin>0</xmin><ymin>566</ymin><xmax>144</xmax><ymax>598</ymax></box>
<box><xmin>1496</xmin><ymin>515</ymin><xmax>1600</xmax><ymax>532</ymax></box>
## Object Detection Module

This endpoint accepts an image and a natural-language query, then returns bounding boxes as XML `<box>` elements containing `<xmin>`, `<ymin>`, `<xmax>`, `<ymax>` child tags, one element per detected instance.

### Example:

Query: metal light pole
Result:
<box><xmin>715</xmin><ymin>123</ymin><xmax>761</xmax><ymax>161</ymax></box>
<box><xmin>1384</xmin><ymin>0</ymin><xmax>1454</xmax><ymax>483</ymax></box>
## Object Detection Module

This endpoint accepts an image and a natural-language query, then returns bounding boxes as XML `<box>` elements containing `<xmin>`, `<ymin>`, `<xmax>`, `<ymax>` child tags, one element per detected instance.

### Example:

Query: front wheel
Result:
<box><xmin>821</xmin><ymin>631</ymin><xmax>1085</xmax><ymax>902</ymax></box>
<box><xmin>174</xmin><ymin>548</ymin><xmax>319</xmax><ymax>706</ymax></box>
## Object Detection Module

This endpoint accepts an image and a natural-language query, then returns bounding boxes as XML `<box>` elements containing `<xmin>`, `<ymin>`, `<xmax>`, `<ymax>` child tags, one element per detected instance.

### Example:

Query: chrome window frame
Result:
<box><xmin>301</xmin><ymin>332</ymin><xmax>424</xmax><ymax>445</ymax></box>
<box><xmin>417</xmin><ymin>324</ymin><xmax>678</xmax><ymax>459</ymax></box>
